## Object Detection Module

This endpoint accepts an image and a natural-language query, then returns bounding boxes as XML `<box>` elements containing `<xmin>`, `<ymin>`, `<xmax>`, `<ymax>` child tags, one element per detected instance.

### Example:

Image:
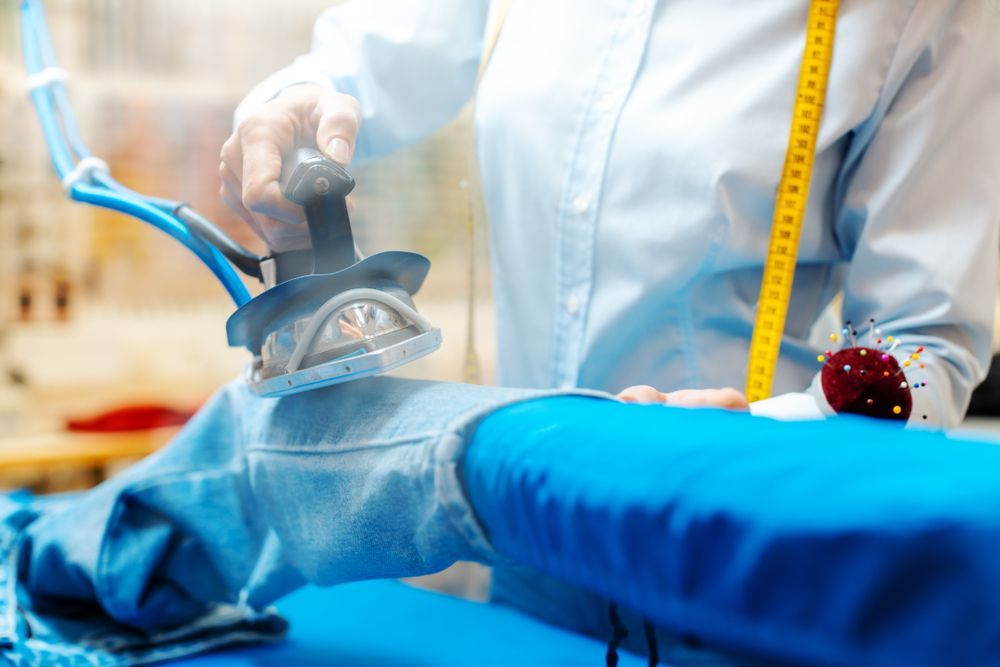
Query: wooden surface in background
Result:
<box><xmin>0</xmin><ymin>428</ymin><xmax>177</xmax><ymax>470</ymax></box>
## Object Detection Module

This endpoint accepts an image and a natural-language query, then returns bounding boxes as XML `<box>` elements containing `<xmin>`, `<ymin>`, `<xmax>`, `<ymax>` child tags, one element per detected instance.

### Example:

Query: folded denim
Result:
<box><xmin>1</xmin><ymin>377</ymin><xmax>596</xmax><ymax>665</ymax></box>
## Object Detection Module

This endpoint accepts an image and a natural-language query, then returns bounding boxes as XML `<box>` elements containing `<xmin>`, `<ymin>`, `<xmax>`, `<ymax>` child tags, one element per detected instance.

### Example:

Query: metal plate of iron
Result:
<box><xmin>247</xmin><ymin>327</ymin><xmax>442</xmax><ymax>397</ymax></box>
<box><xmin>227</xmin><ymin>251</ymin><xmax>430</xmax><ymax>353</ymax></box>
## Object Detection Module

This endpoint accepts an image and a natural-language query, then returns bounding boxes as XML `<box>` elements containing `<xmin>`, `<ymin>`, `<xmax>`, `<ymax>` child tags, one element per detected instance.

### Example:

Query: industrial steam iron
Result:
<box><xmin>19</xmin><ymin>0</ymin><xmax>440</xmax><ymax>398</ymax></box>
<box><xmin>224</xmin><ymin>148</ymin><xmax>442</xmax><ymax>397</ymax></box>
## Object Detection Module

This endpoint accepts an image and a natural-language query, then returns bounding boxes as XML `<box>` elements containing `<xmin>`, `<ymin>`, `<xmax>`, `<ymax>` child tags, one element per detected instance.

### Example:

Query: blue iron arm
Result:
<box><xmin>19</xmin><ymin>0</ymin><xmax>252</xmax><ymax>307</ymax></box>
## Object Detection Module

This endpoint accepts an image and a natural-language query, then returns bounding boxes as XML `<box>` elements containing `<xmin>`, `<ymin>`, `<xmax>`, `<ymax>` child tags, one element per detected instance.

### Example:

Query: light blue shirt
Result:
<box><xmin>238</xmin><ymin>0</ymin><xmax>1000</xmax><ymax>427</ymax></box>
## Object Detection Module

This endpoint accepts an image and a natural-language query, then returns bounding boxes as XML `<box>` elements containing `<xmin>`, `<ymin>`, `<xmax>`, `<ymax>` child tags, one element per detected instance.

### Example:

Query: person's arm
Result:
<box><xmin>220</xmin><ymin>0</ymin><xmax>489</xmax><ymax>250</ymax></box>
<box><xmin>830</xmin><ymin>1</ymin><xmax>999</xmax><ymax>428</ymax></box>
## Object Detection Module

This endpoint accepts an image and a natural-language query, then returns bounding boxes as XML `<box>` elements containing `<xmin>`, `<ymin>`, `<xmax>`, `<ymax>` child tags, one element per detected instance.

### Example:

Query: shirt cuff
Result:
<box><xmin>749</xmin><ymin>391</ymin><xmax>829</xmax><ymax>421</ymax></box>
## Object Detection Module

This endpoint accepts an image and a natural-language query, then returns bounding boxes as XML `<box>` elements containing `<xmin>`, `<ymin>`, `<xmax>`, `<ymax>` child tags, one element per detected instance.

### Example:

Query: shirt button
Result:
<box><xmin>566</xmin><ymin>292</ymin><xmax>581</xmax><ymax>314</ymax></box>
<box><xmin>596</xmin><ymin>93</ymin><xmax>616</xmax><ymax>113</ymax></box>
<box><xmin>572</xmin><ymin>194</ymin><xmax>591</xmax><ymax>214</ymax></box>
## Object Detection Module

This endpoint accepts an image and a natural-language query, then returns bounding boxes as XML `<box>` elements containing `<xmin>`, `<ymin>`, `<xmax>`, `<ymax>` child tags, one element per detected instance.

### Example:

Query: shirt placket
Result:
<box><xmin>550</xmin><ymin>0</ymin><xmax>657</xmax><ymax>389</ymax></box>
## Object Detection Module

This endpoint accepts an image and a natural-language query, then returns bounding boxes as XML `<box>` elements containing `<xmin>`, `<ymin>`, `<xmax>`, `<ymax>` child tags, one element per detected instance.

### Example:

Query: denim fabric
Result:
<box><xmin>241</xmin><ymin>377</ymin><xmax>553</xmax><ymax>585</ymax></box>
<box><xmin>0</xmin><ymin>377</ymin><xmax>564</xmax><ymax>665</ymax></box>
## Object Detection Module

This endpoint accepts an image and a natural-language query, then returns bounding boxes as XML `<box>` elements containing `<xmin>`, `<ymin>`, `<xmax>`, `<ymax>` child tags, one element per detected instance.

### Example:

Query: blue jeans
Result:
<box><xmin>2</xmin><ymin>377</ymin><xmax>558</xmax><ymax>665</ymax></box>
<box><xmin>3</xmin><ymin>377</ymin><xmax>740</xmax><ymax>666</ymax></box>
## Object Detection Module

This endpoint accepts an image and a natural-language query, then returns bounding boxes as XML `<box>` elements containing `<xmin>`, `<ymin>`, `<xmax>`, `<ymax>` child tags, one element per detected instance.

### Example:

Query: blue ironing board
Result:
<box><xmin>180</xmin><ymin>580</ymin><xmax>653</xmax><ymax>666</ymax></box>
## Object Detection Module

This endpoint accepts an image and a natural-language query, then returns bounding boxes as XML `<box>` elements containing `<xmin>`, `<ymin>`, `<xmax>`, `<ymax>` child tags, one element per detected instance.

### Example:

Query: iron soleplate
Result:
<box><xmin>248</xmin><ymin>328</ymin><xmax>442</xmax><ymax>398</ymax></box>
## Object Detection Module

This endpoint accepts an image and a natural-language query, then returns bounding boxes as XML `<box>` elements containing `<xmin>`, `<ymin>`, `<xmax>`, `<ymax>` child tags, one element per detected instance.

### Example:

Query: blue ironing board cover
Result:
<box><xmin>464</xmin><ymin>397</ymin><xmax>1000</xmax><ymax>667</ymax></box>
<box><xmin>180</xmin><ymin>579</ymin><xmax>651</xmax><ymax>666</ymax></box>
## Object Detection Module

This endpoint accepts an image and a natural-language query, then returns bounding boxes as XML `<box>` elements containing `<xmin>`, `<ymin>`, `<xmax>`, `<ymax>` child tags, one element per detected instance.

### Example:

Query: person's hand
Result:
<box><xmin>219</xmin><ymin>84</ymin><xmax>361</xmax><ymax>251</ymax></box>
<box><xmin>617</xmin><ymin>385</ymin><xmax>749</xmax><ymax>411</ymax></box>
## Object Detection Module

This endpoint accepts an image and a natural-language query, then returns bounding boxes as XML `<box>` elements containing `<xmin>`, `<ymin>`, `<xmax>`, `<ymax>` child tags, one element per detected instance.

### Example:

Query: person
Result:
<box><xmin>218</xmin><ymin>0</ymin><xmax>999</xmax><ymax>660</ymax></box>
<box><xmin>220</xmin><ymin>0</ymin><xmax>999</xmax><ymax>427</ymax></box>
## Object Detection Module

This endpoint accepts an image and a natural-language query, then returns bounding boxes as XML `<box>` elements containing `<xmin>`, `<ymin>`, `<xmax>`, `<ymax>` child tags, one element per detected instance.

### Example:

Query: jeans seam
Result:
<box><xmin>431</xmin><ymin>431</ymin><xmax>499</xmax><ymax>565</ymax></box>
<box><xmin>246</xmin><ymin>433</ymin><xmax>439</xmax><ymax>455</ymax></box>
<box><xmin>426</xmin><ymin>391</ymin><xmax>612</xmax><ymax>565</ymax></box>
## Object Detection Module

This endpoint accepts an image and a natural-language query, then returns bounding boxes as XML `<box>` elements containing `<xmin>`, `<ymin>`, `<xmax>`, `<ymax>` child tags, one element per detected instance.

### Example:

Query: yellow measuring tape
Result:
<box><xmin>745</xmin><ymin>0</ymin><xmax>840</xmax><ymax>402</ymax></box>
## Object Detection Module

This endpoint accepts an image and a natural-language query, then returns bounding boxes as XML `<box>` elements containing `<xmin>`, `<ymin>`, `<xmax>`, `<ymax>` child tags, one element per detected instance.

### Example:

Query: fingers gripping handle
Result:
<box><xmin>279</xmin><ymin>147</ymin><xmax>356</xmax><ymax>275</ymax></box>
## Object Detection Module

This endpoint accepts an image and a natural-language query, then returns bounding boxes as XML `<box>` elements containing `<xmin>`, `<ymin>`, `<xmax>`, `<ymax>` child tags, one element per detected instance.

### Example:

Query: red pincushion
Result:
<box><xmin>821</xmin><ymin>347</ymin><xmax>912</xmax><ymax>421</ymax></box>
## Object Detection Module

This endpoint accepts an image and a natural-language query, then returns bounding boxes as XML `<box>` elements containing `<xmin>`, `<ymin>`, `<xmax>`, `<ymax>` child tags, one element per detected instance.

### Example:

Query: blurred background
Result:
<box><xmin>0</xmin><ymin>0</ymin><xmax>495</xmax><ymax>492</ymax></box>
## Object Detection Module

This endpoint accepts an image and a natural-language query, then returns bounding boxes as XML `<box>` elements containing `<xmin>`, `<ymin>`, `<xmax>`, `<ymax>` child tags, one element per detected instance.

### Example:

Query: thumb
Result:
<box><xmin>315</xmin><ymin>93</ymin><xmax>362</xmax><ymax>165</ymax></box>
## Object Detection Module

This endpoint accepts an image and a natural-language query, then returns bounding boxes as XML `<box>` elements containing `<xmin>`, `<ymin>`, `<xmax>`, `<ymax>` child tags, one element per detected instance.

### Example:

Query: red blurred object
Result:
<box><xmin>67</xmin><ymin>405</ymin><xmax>197</xmax><ymax>432</ymax></box>
<box><xmin>821</xmin><ymin>347</ymin><xmax>912</xmax><ymax>422</ymax></box>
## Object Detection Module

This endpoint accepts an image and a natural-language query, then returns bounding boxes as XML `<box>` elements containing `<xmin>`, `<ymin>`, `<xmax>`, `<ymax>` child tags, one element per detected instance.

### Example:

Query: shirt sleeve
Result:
<box><xmin>234</xmin><ymin>0</ymin><xmax>490</xmax><ymax>163</ymax></box>
<box><xmin>827</xmin><ymin>2</ymin><xmax>1000</xmax><ymax>428</ymax></box>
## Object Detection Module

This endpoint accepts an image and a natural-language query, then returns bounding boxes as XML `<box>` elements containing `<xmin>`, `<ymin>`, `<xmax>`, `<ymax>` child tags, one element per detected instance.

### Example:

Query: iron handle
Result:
<box><xmin>278</xmin><ymin>147</ymin><xmax>357</xmax><ymax>276</ymax></box>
